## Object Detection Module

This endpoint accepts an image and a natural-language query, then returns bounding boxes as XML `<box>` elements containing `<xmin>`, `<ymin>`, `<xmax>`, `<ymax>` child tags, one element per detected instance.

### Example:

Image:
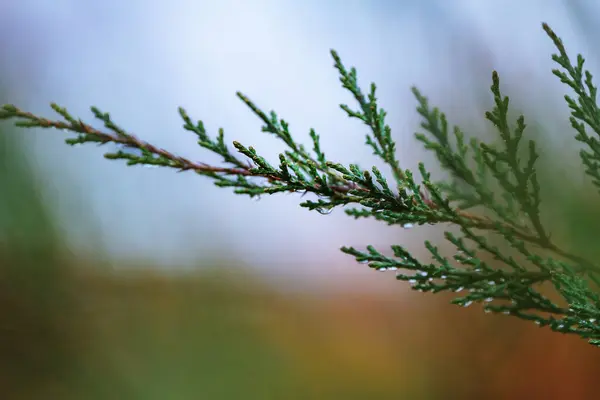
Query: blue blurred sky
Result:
<box><xmin>2</xmin><ymin>1</ymin><xmax>599</xmax><ymax>287</ymax></box>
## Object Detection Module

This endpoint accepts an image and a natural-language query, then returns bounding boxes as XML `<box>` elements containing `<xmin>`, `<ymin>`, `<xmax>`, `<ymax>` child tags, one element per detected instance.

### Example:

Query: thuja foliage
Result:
<box><xmin>3</xmin><ymin>23</ymin><xmax>600</xmax><ymax>346</ymax></box>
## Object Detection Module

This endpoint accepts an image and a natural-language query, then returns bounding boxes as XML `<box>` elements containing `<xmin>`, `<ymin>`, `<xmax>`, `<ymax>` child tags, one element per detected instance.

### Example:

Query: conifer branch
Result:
<box><xmin>2</xmin><ymin>23</ymin><xmax>600</xmax><ymax>346</ymax></box>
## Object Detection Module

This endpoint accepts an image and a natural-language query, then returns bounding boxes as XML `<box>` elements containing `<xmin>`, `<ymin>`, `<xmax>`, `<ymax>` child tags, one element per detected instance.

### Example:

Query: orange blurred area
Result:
<box><xmin>2</xmin><ymin>256</ymin><xmax>599</xmax><ymax>400</ymax></box>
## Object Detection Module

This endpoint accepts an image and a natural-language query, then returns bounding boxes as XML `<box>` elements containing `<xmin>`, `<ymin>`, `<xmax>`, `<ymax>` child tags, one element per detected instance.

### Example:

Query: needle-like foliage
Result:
<box><xmin>2</xmin><ymin>23</ymin><xmax>600</xmax><ymax>346</ymax></box>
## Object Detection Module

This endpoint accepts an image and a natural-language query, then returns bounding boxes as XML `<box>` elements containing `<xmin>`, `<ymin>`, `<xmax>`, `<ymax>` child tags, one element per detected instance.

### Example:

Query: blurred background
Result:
<box><xmin>2</xmin><ymin>0</ymin><xmax>600</xmax><ymax>398</ymax></box>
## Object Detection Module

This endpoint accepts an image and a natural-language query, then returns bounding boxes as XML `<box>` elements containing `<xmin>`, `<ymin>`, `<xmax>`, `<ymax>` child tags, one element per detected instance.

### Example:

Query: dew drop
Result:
<box><xmin>403</xmin><ymin>223</ymin><xmax>414</xmax><ymax>229</ymax></box>
<box><xmin>534</xmin><ymin>320</ymin><xmax>541</xmax><ymax>326</ymax></box>
<box><xmin>378</xmin><ymin>267</ymin><xmax>387</xmax><ymax>272</ymax></box>
<box><xmin>502</xmin><ymin>310</ymin><xmax>510</xmax><ymax>315</ymax></box>
<box><xmin>589</xmin><ymin>318</ymin><xmax>597</xmax><ymax>323</ymax></box>
<box><xmin>419</xmin><ymin>271</ymin><xmax>428</xmax><ymax>277</ymax></box>
<box><xmin>408</xmin><ymin>279</ymin><xmax>417</xmax><ymax>284</ymax></box>
<box><xmin>485</xmin><ymin>297</ymin><xmax>493</xmax><ymax>303</ymax></box>
<box><xmin>441</xmin><ymin>275</ymin><xmax>447</xmax><ymax>279</ymax></box>
<box><xmin>484</xmin><ymin>308</ymin><xmax>491</xmax><ymax>314</ymax></box>
<box><xmin>316</xmin><ymin>207</ymin><xmax>333</xmax><ymax>215</ymax></box>
<box><xmin>557</xmin><ymin>324</ymin><xmax>565</xmax><ymax>329</ymax></box>
<box><xmin>463</xmin><ymin>301</ymin><xmax>473</xmax><ymax>307</ymax></box>
<box><xmin>454</xmin><ymin>286</ymin><xmax>464</xmax><ymax>293</ymax></box>
<box><xmin>488</xmin><ymin>281</ymin><xmax>496</xmax><ymax>285</ymax></box>
<box><xmin>388</xmin><ymin>267</ymin><xmax>398</xmax><ymax>271</ymax></box>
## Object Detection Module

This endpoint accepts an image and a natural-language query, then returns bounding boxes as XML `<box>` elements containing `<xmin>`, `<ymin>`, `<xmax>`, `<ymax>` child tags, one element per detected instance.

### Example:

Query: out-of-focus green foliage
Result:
<box><xmin>0</xmin><ymin>98</ymin><xmax>79</xmax><ymax>398</ymax></box>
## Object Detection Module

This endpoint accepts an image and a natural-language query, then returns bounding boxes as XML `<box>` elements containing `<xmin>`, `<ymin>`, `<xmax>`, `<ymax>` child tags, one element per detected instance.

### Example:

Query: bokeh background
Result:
<box><xmin>2</xmin><ymin>1</ymin><xmax>600</xmax><ymax>398</ymax></box>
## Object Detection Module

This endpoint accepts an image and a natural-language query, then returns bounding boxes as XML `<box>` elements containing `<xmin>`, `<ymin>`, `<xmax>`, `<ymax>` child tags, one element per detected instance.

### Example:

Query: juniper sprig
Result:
<box><xmin>2</xmin><ymin>23</ymin><xmax>600</xmax><ymax>346</ymax></box>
